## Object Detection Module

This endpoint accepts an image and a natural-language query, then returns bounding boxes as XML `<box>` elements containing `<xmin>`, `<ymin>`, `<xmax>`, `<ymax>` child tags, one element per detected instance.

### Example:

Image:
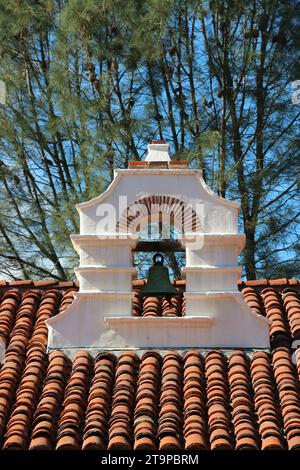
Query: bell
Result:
<box><xmin>140</xmin><ymin>253</ymin><xmax>179</xmax><ymax>297</ymax></box>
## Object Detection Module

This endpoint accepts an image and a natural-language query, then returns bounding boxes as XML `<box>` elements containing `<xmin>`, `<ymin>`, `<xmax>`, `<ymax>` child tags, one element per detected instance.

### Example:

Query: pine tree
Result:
<box><xmin>0</xmin><ymin>0</ymin><xmax>299</xmax><ymax>280</ymax></box>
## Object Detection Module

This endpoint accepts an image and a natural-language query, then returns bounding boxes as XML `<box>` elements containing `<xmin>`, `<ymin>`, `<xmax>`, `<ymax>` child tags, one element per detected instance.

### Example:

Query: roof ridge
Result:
<box><xmin>238</xmin><ymin>277</ymin><xmax>299</xmax><ymax>286</ymax></box>
<box><xmin>0</xmin><ymin>279</ymin><xmax>79</xmax><ymax>289</ymax></box>
<box><xmin>0</xmin><ymin>277</ymin><xmax>299</xmax><ymax>294</ymax></box>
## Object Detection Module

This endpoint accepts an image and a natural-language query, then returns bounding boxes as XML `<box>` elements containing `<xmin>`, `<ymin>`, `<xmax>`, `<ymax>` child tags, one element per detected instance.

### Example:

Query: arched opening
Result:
<box><xmin>117</xmin><ymin>195</ymin><xmax>201</xmax><ymax>235</ymax></box>
<box><xmin>133</xmin><ymin>211</ymin><xmax>185</xmax><ymax>280</ymax></box>
<box><xmin>117</xmin><ymin>195</ymin><xmax>202</xmax><ymax>280</ymax></box>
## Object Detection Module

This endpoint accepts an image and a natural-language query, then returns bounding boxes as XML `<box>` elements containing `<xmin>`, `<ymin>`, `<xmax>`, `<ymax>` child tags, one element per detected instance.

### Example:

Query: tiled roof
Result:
<box><xmin>0</xmin><ymin>278</ymin><xmax>300</xmax><ymax>450</ymax></box>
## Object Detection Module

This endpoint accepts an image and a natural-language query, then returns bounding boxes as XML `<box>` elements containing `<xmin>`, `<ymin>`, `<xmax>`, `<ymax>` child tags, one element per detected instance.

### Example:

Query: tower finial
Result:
<box><xmin>145</xmin><ymin>140</ymin><xmax>171</xmax><ymax>162</ymax></box>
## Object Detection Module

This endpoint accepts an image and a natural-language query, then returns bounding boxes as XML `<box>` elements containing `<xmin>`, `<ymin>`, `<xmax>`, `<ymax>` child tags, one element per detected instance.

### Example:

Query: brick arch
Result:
<box><xmin>117</xmin><ymin>195</ymin><xmax>202</xmax><ymax>234</ymax></box>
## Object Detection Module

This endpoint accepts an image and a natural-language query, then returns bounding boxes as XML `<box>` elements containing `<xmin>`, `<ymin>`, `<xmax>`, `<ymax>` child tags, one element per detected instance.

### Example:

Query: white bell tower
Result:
<box><xmin>46</xmin><ymin>141</ymin><xmax>270</xmax><ymax>353</ymax></box>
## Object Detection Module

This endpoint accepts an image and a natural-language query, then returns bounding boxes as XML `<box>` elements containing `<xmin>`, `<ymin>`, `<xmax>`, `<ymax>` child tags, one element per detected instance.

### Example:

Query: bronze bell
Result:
<box><xmin>140</xmin><ymin>253</ymin><xmax>179</xmax><ymax>297</ymax></box>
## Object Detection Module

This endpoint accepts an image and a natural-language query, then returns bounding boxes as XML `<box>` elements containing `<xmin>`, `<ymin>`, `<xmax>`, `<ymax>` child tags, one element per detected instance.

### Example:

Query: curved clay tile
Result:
<box><xmin>2</xmin><ymin>290</ymin><xmax>56</xmax><ymax>449</ymax></box>
<box><xmin>183</xmin><ymin>351</ymin><xmax>208</xmax><ymax>450</ymax></box>
<box><xmin>261</xmin><ymin>288</ymin><xmax>289</xmax><ymax>343</ymax></box>
<box><xmin>162</xmin><ymin>296</ymin><xmax>181</xmax><ymax>317</ymax></box>
<box><xmin>59</xmin><ymin>290</ymin><xmax>76</xmax><ymax>314</ymax></box>
<box><xmin>271</xmin><ymin>347</ymin><xmax>300</xmax><ymax>450</ymax></box>
<box><xmin>29</xmin><ymin>351</ymin><xmax>70</xmax><ymax>450</ymax></box>
<box><xmin>82</xmin><ymin>353</ymin><xmax>116</xmax><ymax>450</ymax></box>
<box><xmin>281</xmin><ymin>288</ymin><xmax>300</xmax><ymax>340</ymax></box>
<box><xmin>0</xmin><ymin>290</ymin><xmax>22</xmax><ymax>345</ymax></box>
<box><xmin>133</xmin><ymin>351</ymin><xmax>161</xmax><ymax>449</ymax></box>
<box><xmin>0</xmin><ymin>280</ymin><xmax>299</xmax><ymax>450</ymax></box>
<box><xmin>228</xmin><ymin>351</ymin><xmax>259</xmax><ymax>449</ymax></box>
<box><xmin>132</xmin><ymin>291</ymin><xmax>143</xmax><ymax>317</ymax></box>
<box><xmin>142</xmin><ymin>296</ymin><xmax>161</xmax><ymax>317</ymax></box>
<box><xmin>242</xmin><ymin>287</ymin><xmax>264</xmax><ymax>316</ymax></box>
<box><xmin>0</xmin><ymin>291</ymin><xmax>41</xmax><ymax>446</ymax></box>
<box><xmin>158</xmin><ymin>352</ymin><xmax>183</xmax><ymax>450</ymax></box>
<box><xmin>205</xmin><ymin>351</ymin><xmax>234</xmax><ymax>450</ymax></box>
<box><xmin>107</xmin><ymin>352</ymin><xmax>139</xmax><ymax>450</ymax></box>
<box><xmin>250</xmin><ymin>351</ymin><xmax>285</xmax><ymax>450</ymax></box>
<box><xmin>56</xmin><ymin>351</ymin><xmax>92</xmax><ymax>450</ymax></box>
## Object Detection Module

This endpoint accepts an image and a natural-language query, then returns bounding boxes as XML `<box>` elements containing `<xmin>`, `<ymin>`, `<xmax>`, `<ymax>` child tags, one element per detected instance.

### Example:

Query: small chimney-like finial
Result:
<box><xmin>145</xmin><ymin>140</ymin><xmax>171</xmax><ymax>163</ymax></box>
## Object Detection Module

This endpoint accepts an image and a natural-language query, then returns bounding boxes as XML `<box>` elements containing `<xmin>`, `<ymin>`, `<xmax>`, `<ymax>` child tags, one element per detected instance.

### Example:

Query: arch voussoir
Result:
<box><xmin>116</xmin><ymin>195</ymin><xmax>202</xmax><ymax>235</ymax></box>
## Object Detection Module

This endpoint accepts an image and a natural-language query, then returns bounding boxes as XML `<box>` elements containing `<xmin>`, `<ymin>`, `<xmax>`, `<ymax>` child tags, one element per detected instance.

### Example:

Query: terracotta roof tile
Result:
<box><xmin>0</xmin><ymin>291</ymin><xmax>22</xmax><ymax>345</ymax></box>
<box><xmin>108</xmin><ymin>352</ymin><xmax>139</xmax><ymax>450</ymax></box>
<box><xmin>132</xmin><ymin>292</ymin><xmax>143</xmax><ymax>317</ymax></box>
<box><xmin>282</xmin><ymin>288</ymin><xmax>300</xmax><ymax>340</ymax></box>
<box><xmin>158</xmin><ymin>352</ymin><xmax>183</xmax><ymax>450</ymax></box>
<box><xmin>228</xmin><ymin>351</ymin><xmax>258</xmax><ymax>450</ymax></box>
<box><xmin>82</xmin><ymin>353</ymin><xmax>116</xmax><ymax>450</ymax></box>
<box><xmin>269</xmin><ymin>278</ymin><xmax>289</xmax><ymax>286</ymax></box>
<box><xmin>32</xmin><ymin>279</ymin><xmax>57</xmax><ymax>287</ymax></box>
<box><xmin>287</xmin><ymin>279</ymin><xmax>300</xmax><ymax>286</ymax></box>
<box><xmin>261</xmin><ymin>288</ymin><xmax>289</xmax><ymax>342</ymax></box>
<box><xmin>143</xmin><ymin>297</ymin><xmax>161</xmax><ymax>318</ymax></box>
<box><xmin>29</xmin><ymin>351</ymin><xmax>70</xmax><ymax>450</ymax></box>
<box><xmin>56</xmin><ymin>351</ymin><xmax>92</xmax><ymax>450</ymax></box>
<box><xmin>134</xmin><ymin>352</ymin><xmax>161</xmax><ymax>450</ymax></box>
<box><xmin>205</xmin><ymin>351</ymin><xmax>234</xmax><ymax>449</ymax></box>
<box><xmin>242</xmin><ymin>287</ymin><xmax>264</xmax><ymax>316</ymax></box>
<box><xmin>250</xmin><ymin>351</ymin><xmax>284</xmax><ymax>450</ymax></box>
<box><xmin>162</xmin><ymin>296</ymin><xmax>182</xmax><ymax>317</ymax></box>
<box><xmin>272</xmin><ymin>347</ymin><xmax>300</xmax><ymax>450</ymax></box>
<box><xmin>8</xmin><ymin>280</ymin><xmax>34</xmax><ymax>287</ymax></box>
<box><xmin>0</xmin><ymin>278</ymin><xmax>299</xmax><ymax>450</ymax></box>
<box><xmin>183</xmin><ymin>351</ymin><xmax>208</xmax><ymax>450</ymax></box>
<box><xmin>242</xmin><ymin>279</ymin><xmax>269</xmax><ymax>287</ymax></box>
